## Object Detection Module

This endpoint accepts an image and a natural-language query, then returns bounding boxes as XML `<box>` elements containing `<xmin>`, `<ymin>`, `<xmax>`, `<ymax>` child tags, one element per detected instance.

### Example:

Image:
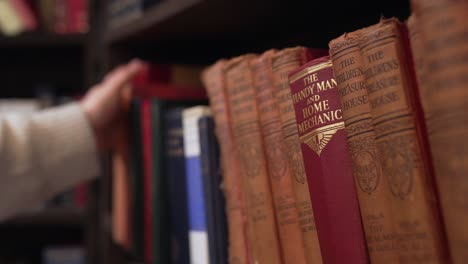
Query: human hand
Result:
<box><xmin>81</xmin><ymin>59</ymin><xmax>145</xmax><ymax>151</ymax></box>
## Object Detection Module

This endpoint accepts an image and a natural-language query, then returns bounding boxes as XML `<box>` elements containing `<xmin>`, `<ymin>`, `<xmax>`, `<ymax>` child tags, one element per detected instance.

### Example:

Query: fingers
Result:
<box><xmin>104</xmin><ymin>59</ymin><xmax>146</xmax><ymax>92</ymax></box>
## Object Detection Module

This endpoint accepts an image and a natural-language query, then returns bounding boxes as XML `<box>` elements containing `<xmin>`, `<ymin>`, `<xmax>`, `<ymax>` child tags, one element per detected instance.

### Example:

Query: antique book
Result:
<box><xmin>183</xmin><ymin>106</ymin><xmax>213</xmax><ymax>264</ymax></box>
<box><xmin>359</xmin><ymin>18</ymin><xmax>448</xmax><ymax>263</ymax></box>
<box><xmin>410</xmin><ymin>1</ymin><xmax>468</xmax><ymax>262</ymax></box>
<box><xmin>202</xmin><ymin>61</ymin><xmax>251</xmax><ymax>264</ymax></box>
<box><xmin>141</xmin><ymin>99</ymin><xmax>154</xmax><ymax>264</ymax></box>
<box><xmin>270</xmin><ymin>47</ymin><xmax>325</xmax><ymax>264</ymax></box>
<box><xmin>199</xmin><ymin>116</ymin><xmax>229</xmax><ymax>264</ymax></box>
<box><xmin>251</xmin><ymin>50</ymin><xmax>308</xmax><ymax>264</ymax></box>
<box><xmin>289</xmin><ymin>56</ymin><xmax>368</xmax><ymax>264</ymax></box>
<box><xmin>164</xmin><ymin>108</ymin><xmax>190</xmax><ymax>264</ymax></box>
<box><xmin>329</xmin><ymin>28</ymin><xmax>398</xmax><ymax>262</ymax></box>
<box><xmin>225</xmin><ymin>55</ymin><xmax>282</xmax><ymax>264</ymax></box>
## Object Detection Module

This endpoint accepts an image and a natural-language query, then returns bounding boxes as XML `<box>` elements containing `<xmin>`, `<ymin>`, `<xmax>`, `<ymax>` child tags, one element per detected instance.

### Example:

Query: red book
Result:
<box><xmin>68</xmin><ymin>0</ymin><xmax>88</xmax><ymax>33</ymax></box>
<box><xmin>132</xmin><ymin>64</ymin><xmax>206</xmax><ymax>101</ymax></box>
<box><xmin>288</xmin><ymin>56</ymin><xmax>368</xmax><ymax>264</ymax></box>
<box><xmin>141</xmin><ymin>99</ymin><xmax>153</xmax><ymax>264</ymax></box>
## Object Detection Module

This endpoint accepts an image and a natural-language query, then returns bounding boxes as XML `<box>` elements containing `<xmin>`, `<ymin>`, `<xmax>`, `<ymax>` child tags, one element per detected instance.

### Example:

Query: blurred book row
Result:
<box><xmin>0</xmin><ymin>0</ymin><xmax>88</xmax><ymax>36</ymax></box>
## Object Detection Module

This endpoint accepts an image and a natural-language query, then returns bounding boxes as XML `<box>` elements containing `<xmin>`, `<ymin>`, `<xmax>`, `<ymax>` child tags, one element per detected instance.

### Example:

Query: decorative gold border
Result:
<box><xmin>289</xmin><ymin>61</ymin><xmax>333</xmax><ymax>84</ymax></box>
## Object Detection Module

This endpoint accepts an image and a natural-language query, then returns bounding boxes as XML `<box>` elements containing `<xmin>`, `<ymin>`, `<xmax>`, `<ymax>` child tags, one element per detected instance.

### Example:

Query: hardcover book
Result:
<box><xmin>202</xmin><ymin>61</ymin><xmax>251</xmax><ymax>264</ymax></box>
<box><xmin>199</xmin><ymin>116</ymin><xmax>228</xmax><ymax>264</ymax></box>
<box><xmin>329</xmin><ymin>26</ymin><xmax>397</xmax><ymax>263</ymax></box>
<box><xmin>225</xmin><ymin>55</ymin><xmax>282</xmax><ymax>264</ymax></box>
<box><xmin>251</xmin><ymin>50</ymin><xmax>308</xmax><ymax>264</ymax></box>
<box><xmin>359</xmin><ymin>18</ymin><xmax>447</xmax><ymax>263</ymax></box>
<box><xmin>410</xmin><ymin>2</ymin><xmax>468</xmax><ymax>262</ymax></box>
<box><xmin>183</xmin><ymin>106</ymin><xmax>212</xmax><ymax>264</ymax></box>
<box><xmin>270</xmin><ymin>47</ymin><xmax>325</xmax><ymax>264</ymax></box>
<box><xmin>288</xmin><ymin>56</ymin><xmax>368</xmax><ymax>264</ymax></box>
<box><xmin>165</xmin><ymin>108</ymin><xmax>190</xmax><ymax>264</ymax></box>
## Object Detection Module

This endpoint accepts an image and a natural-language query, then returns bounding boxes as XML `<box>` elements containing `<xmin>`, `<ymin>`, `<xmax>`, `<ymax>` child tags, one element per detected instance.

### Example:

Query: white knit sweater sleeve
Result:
<box><xmin>0</xmin><ymin>103</ymin><xmax>100</xmax><ymax>220</ymax></box>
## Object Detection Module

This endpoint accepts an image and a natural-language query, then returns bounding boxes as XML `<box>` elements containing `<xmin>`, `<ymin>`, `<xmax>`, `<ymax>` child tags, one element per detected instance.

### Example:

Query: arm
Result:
<box><xmin>0</xmin><ymin>60</ymin><xmax>144</xmax><ymax>221</ymax></box>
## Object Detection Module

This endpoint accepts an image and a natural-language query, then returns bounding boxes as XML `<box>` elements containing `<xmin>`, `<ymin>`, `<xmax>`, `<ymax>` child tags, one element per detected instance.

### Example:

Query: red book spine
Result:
<box><xmin>68</xmin><ymin>0</ymin><xmax>87</xmax><ymax>33</ymax></box>
<box><xmin>288</xmin><ymin>56</ymin><xmax>368</xmax><ymax>264</ymax></box>
<box><xmin>141</xmin><ymin>100</ymin><xmax>153</xmax><ymax>264</ymax></box>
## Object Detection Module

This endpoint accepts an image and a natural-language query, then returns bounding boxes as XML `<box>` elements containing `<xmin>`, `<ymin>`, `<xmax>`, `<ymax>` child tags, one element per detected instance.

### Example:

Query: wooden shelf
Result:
<box><xmin>2</xmin><ymin>207</ymin><xmax>85</xmax><ymax>227</ymax></box>
<box><xmin>106</xmin><ymin>0</ymin><xmax>202</xmax><ymax>44</ymax></box>
<box><xmin>0</xmin><ymin>32</ymin><xmax>86</xmax><ymax>48</ymax></box>
<box><xmin>104</xmin><ymin>0</ymin><xmax>410</xmax><ymax>63</ymax></box>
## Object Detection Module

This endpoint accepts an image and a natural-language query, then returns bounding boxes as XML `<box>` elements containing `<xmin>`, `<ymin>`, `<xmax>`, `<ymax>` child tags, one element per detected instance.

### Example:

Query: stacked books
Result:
<box><xmin>118</xmin><ymin>1</ymin><xmax>468</xmax><ymax>263</ymax></box>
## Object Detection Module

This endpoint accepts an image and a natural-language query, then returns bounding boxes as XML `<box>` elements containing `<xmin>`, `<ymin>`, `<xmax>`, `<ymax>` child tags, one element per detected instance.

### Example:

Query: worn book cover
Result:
<box><xmin>202</xmin><ymin>61</ymin><xmax>251</xmax><ymax>264</ymax></box>
<box><xmin>251</xmin><ymin>50</ymin><xmax>308</xmax><ymax>264</ymax></box>
<box><xmin>411</xmin><ymin>1</ymin><xmax>468</xmax><ymax>262</ymax></box>
<box><xmin>271</xmin><ymin>47</ymin><xmax>326</xmax><ymax>264</ymax></box>
<box><xmin>359</xmin><ymin>18</ymin><xmax>448</xmax><ymax>263</ymax></box>
<box><xmin>225</xmin><ymin>55</ymin><xmax>282</xmax><ymax>264</ymax></box>
<box><xmin>289</xmin><ymin>56</ymin><xmax>368</xmax><ymax>264</ymax></box>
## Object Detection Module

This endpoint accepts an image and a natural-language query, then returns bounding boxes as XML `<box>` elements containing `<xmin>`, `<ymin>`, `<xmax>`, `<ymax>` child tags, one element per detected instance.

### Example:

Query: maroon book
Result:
<box><xmin>288</xmin><ymin>56</ymin><xmax>368</xmax><ymax>264</ymax></box>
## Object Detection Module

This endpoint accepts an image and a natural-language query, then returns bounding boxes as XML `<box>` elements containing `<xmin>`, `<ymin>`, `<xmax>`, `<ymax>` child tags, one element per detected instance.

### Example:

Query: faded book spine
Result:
<box><xmin>289</xmin><ymin>56</ymin><xmax>368</xmax><ymax>264</ymax></box>
<box><xmin>202</xmin><ymin>61</ymin><xmax>251</xmax><ymax>264</ymax></box>
<box><xmin>251</xmin><ymin>50</ymin><xmax>308</xmax><ymax>264</ymax></box>
<box><xmin>411</xmin><ymin>1</ymin><xmax>468</xmax><ymax>262</ymax></box>
<box><xmin>225</xmin><ymin>55</ymin><xmax>282</xmax><ymax>264</ymax></box>
<box><xmin>271</xmin><ymin>47</ymin><xmax>324</xmax><ymax>264</ymax></box>
<box><xmin>359</xmin><ymin>18</ymin><xmax>448</xmax><ymax>263</ymax></box>
<box><xmin>329</xmin><ymin>30</ymin><xmax>397</xmax><ymax>262</ymax></box>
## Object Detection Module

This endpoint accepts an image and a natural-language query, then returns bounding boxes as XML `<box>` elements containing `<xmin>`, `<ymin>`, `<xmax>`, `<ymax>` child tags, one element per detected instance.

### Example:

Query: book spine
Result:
<box><xmin>183</xmin><ymin>107</ymin><xmax>211</xmax><ymax>264</ymax></box>
<box><xmin>150</xmin><ymin>100</ymin><xmax>170</xmax><ymax>264</ymax></box>
<box><xmin>141</xmin><ymin>100</ymin><xmax>153</xmax><ymax>264</ymax></box>
<box><xmin>68</xmin><ymin>0</ymin><xmax>88</xmax><ymax>33</ymax></box>
<box><xmin>251</xmin><ymin>50</ymin><xmax>308</xmax><ymax>264</ymax></box>
<box><xmin>54</xmin><ymin>0</ymin><xmax>68</xmax><ymax>33</ymax></box>
<box><xmin>225</xmin><ymin>55</ymin><xmax>282</xmax><ymax>264</ymax></box>
<box><xmin>129</xmin><ymin>99</ymin><xmax>144</xmax><ymax>259</ymax></box>
<box><xmin>164</xmin><ymin>108</ymin><xmax>190</xmax><ymax>264</ymax></box>
<box><xmin>202</xmin><ymin>61</ymin><xmax>251</xmax><ymax>264</ymax></box>
<box><xmin>112</xmin><ymin>132</ymin><xmax>132</xmax><ymax>250</ymax></box>
<box><xmin>411</xmin><ymin>2</ymin><xmax>468</xmax><ymax>262</ymax></box>
<box><xmin>359</xmin><ymin>19</ymin><xmax>447</xmax><ymax>263</ymax></box>
<box><xmin>199</xmin><ymin>116</ymin><xmax>229</xmax><ymax>264</ymax></box>
<box><xmin>270</xmin><ymin>47</ymin><xmax>323</xmax><ymax>264</ymax></box>
<box><xmin>289</xmin><ymin>57</ymin><xmax>368</xmax><ymax>264</ymax></box>
<box><xmin>329</xmin><ymin>31</ymin><xmax>398</xmax><ymax>262</ymax></box>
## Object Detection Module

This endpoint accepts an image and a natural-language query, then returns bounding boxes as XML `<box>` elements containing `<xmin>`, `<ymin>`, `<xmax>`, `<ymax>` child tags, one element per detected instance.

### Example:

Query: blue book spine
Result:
<box><xmin>182</xmin><ymin>106</ymin><xmax>212</xmax><ymax>264</ymax></box>
<box><xmin>164</xmin><ymin>108</ymin><xmax>190</xmax><ymax>264</ymax></box>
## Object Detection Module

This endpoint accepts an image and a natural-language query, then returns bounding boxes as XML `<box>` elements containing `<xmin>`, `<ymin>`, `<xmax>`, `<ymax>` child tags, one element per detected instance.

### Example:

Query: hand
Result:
<box><xmin>81</xmin><ymin>59</ymin><xmax>145</xmax><ymax>151</ymax></box>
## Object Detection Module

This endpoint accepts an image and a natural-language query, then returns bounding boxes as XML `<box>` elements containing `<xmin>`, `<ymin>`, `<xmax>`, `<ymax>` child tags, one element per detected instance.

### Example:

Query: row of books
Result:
<box><xmin>115</xmin><ymin>1</ymin><xmax>467</xmax><ymax>263</ymax></box>
<box><xmin>111</xmin><ymin>64</ymin><xmax>214</xmax><ymax>264</ymax></box>
<box><xmin>0</xmin><ymin>0</ymin><xmax>88</xmax><ymax>36</ymax></box>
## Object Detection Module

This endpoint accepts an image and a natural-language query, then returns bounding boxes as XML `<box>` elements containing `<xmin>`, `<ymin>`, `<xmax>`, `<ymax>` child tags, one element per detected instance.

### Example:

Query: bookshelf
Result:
<box><xmin>0</xmin><ymin>28</ymin><xmax>95</xmax><ymax>264</ymax></box>
<box><xmin>4</xmin><ymin>208</ymin><xmax>85</xmax><ymax>227</ymax></box>
<box><xmin>0</xmin><ymin>33</ymin><xmax>85</xmax><ymax>47</ymax></box>
<box><xmin>94</xmin><ymin>1</ymin><xmax>412</xmax><ymax>263</ymax></box>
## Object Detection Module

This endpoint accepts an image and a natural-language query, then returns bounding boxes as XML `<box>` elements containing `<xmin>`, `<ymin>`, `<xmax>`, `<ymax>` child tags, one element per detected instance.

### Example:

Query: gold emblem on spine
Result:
<box><xmin>299</xmin><ymin>122</ymin><xmax>345</xmax><ymax>156</ymax></box>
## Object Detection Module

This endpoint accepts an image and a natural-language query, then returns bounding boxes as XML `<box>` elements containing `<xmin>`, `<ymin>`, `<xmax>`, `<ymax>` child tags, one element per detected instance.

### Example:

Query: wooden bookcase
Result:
<box><xmin>90</xmin><ymin>0</ymin><xmax>411</xmax><ymax>263</ymax></box>
<box><xmin>0</xmin><ymin>32</ymin><xmax>93</xmax><ymax>263</ymax></box>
